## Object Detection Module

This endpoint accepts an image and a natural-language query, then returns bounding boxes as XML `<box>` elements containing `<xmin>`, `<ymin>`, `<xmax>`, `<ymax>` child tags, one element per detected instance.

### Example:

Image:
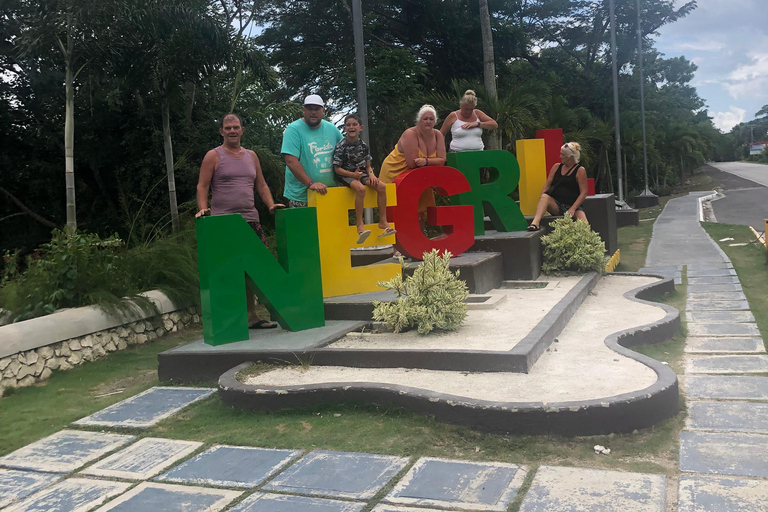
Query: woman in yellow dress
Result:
<box><xmin>380</xmin><ymin>105</ymin><xmax>447</xmax><ymax>216</ymax></box>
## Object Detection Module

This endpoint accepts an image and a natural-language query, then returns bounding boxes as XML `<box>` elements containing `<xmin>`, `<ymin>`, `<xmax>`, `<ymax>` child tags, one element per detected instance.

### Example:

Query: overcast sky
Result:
<box><xmin>654</xmin><ymin>0</ymin><xmax>767</xmax><ymax>132</ymax></box>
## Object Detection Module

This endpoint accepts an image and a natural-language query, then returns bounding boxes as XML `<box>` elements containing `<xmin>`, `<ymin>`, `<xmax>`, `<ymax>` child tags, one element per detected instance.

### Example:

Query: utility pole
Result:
<box><xmin>608</xmin><ymin>0</ymin><xmax>624</xmax><ymax>205</ymax></box>
<box><xmin>633</xmin><ymin>0</ymin><xmax>659</xmax><ymax>208</ymax></box>
<box><xmin>352</xmin><ymin>0</ymin><xmax>373</xmax><ymax>224</ymax></box>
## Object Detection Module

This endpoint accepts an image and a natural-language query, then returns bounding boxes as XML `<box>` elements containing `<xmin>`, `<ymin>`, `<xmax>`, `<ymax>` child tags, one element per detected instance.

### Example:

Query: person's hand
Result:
<box><xmin>353</xmin><ymin>168</ymin><xmax>364</xmax><ymax>179</ymax></box>
<box><xmin>461</xmin><ymin>122</ymin><xmax>477</xmax><ymax>129</ymax></box>
<box><xmin>269</xmin><ymin>203</ymin><xmax>286</xmax><ymax>213</ymax></box>
<box><xmin>309</xmin><ymin>181</ymin><xmax>328</xmax><ymax>195</ymax></box>
<box><xmin>415</xmin><ymin>157</ymin><xmax>427</xmax><ymax>167</ymax></box>
<box><xmin>367</xmin><ymin>175</ymin><xmax>380</xmax><ymax>187</ymax></box>
<box><xmin>567</xmin><ymin>208</ymin><xmax>576</xmax><ymax>217</ymax></box>
<box><xmin>195</xmin><ymin>208</ymin><xmax>210</xmax><ymax>218</ymax></box>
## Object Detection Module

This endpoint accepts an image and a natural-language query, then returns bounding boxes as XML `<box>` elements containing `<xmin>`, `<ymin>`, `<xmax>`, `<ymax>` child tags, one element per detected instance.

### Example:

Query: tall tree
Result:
<box><xmin>17</xmin><ymin>0</ymin><xmax>101</xmax><ymax>233</ymax></box>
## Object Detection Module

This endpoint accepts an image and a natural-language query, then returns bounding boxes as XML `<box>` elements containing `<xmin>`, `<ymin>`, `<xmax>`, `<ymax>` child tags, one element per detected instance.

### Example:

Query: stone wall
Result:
<box><xmin>0</xmin><ymin>306</ymin><xmax>200</xmax><ymax>396</ymax></box>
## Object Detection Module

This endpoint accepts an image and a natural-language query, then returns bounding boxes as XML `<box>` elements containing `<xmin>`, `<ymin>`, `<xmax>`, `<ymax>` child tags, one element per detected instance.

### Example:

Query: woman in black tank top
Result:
<box><xmin>527</xmin><ymin>142</ymin><xmax>589</xmax><ymax>231</ymax></box>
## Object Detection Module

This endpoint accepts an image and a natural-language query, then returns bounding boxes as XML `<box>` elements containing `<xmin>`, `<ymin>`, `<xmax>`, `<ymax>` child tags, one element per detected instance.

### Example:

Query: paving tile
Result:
<box><xmin>686</xmin><ymin>355</ymin><xmax>768</xmax><ymax>374</ymax></box>
<box><xmin>383</xmin><ymin>457</ymin><xmax>525</xmax><ymax>511</ymax></box>
<box><xmin>518</xmin><ymin>466</ymin><xmax>666</xmax><ymax>512</ymax></box>
<box><xmin>0</xmin><ymin>469</ymin><xmax>61</xmax><ymax>509</ymax></box>
<box><xmin>687</xmin><ymin>268</ymin><xmax>737</xmax><ymax>277</ymax></box>
<box><xmin>687</xmin><ymin>263</ymin><xmax>733</xmax><ymax>270</ymax></box>
<box><xmin>687</xmin><ymin>276</ymin><xmax>740</xmax><ymax>285</ymax></box>
<box><xmin>685</xmin><ymin>337</ymin><xmax>765</xmax><ymax>354</ymax></box>
<box><xmin>686</xmin><ymin>376</ymin><xmax>768</xmax><ymax>400</ymax></box>
<box><xmin>0</xmin><ymin>430</ymin><xmax>135</xmax><ymax>474</ymax></box>
<box><xmin>155</xmin><ymin>445</ymin><xmax>301</xmax><ymax>489</ymax></box>
<box><xmin>264</xmin><ymin>450</ymin><xmax>409</xmax><ymax>500</ymax></box>
<box><xmin>686</xmin><ymin>323</ymin><xmax>760</xmax><ymax>337</ymax></box>
<box><xmin>228</xmin><ymin>493</ymin><xmax>366</xmax><ymax>512</ymax></box>
<box><xmin>80</xmin><ymin>438</ymin><xmax>202</xmax><ymax>480</ymax></box>
<box><xmin>685</xmin><ymin>310</ymin><xmax>755</xmax><ymax>324</ymax></box>
<box><xmin>686</xmin><ymin>300</ymin><xmax>751</xmax><ymax>311</ymax></box>
<box><xmin>3</xmin><ymin>478</ymin><xmax>130</xmax><ymax>512</ymax></box>
<box><xmin>687</xmin><ymin>401</ymin><xmax>768</xmax><ymax>433</ymax></box>
<box><xmin>74</xmin><ymin>387</ymin><xmax>215</xmax><ymax>429</ymax></box>
<box><xmin>687</xmin><ymin>291</ymin><xmax>747</xmax><ymax>301</ymax></box>
<box><xmin>680</xmin><ymin>431</ymin><xmax>768</xmax><ymax>477</ymax></box>
<box><xmin>678</xmin><ymin>475</ymin><xmax>768</xmax><ymax>512</ymax></box>
<box><xmin>687</xmin><ymin>283</ymin><xmax>742</xmax><ymax>293</ymax></box>
<box><xmin>93</xmin><ymin>482</ymin><xmax>240</xmax><ymax>512</ymax></box>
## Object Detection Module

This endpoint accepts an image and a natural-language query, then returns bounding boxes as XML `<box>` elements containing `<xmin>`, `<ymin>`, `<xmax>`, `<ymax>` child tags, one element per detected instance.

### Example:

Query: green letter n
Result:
<box><xmin>196</xmin><ymin>209</ymin><xmax>324</xmax><ymax>346</ymax></box>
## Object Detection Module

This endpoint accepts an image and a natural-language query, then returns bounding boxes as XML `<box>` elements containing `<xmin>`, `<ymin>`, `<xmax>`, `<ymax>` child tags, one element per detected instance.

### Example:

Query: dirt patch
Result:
<box><xmin>90</xmin><ymin>369</ymin><xmax>156</xmax><ymax>397</ymax></box>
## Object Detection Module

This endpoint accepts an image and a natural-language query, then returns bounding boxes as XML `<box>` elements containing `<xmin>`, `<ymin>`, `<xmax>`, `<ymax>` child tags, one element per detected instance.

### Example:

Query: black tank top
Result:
<box><xmin>547</xmin><ymin>163</ymin><xmax>581</xmax><ymax>205</ymax></box>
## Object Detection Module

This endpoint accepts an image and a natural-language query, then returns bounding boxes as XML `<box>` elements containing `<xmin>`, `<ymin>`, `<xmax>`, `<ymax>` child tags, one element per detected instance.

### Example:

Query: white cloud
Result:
<box><xmin>728</xmin><ymin>54</ymin><xmax>768</xmax><ymax>81</ymax></box>
<box><xmin>712</xmin><ymin>106</ymin><xmax>746</xmax><ymax>131</ymax></box>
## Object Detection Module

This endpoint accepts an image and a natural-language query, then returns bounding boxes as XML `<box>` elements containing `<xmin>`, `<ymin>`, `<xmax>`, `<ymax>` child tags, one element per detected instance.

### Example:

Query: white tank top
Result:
<box><xmin>449</xmin><ymin>111</ymin><xmax>484</xmax><ymax>152</ymax></box>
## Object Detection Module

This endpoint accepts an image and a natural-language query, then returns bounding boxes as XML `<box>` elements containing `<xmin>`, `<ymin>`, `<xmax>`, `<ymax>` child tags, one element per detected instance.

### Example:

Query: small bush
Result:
<box><xmin>0</xmin><ymin>228</ymin><xmax>200</xmax><ymax>323</ymax></box>
<box><xmin>541</xmin><ymin>214</ymin><xmax>606</xmax><ymax>273</ymax></box>
<box><xmin>372</xmin><ymin>249</ymin><xmax>468</xmax><ymax>335</ymax></box>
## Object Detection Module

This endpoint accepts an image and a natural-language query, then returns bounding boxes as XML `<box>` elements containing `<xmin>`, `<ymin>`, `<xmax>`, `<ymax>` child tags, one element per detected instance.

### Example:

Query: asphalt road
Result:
<box><xmin>705</xmin><ymin>162</ymin><xmax>768</xmax><ymax>233</ymax></box>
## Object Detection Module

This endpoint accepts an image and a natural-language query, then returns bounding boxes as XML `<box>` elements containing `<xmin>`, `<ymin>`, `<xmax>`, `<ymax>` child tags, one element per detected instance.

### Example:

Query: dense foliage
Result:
<box><xmin>541</xmin><ymin>214</ymin><xmax>607</xmax><ymax>273</ymax></box>
<box><xmin>1</xmin><ymin>0</ymin><xmax>744</xmax><ymax>255</ymax></box>
<box><xmin>373</xmin><ymin>250</ymin><xmax>469</xmax><ymax>334</ymax></box>
<box><xmin>0</xmin><ymin>226</ymin><xmax>200</xmax><ymax>322</ymax></box>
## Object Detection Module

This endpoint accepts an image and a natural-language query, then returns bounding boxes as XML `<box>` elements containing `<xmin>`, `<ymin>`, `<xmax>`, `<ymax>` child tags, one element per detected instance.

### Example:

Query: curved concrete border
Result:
<box><xmin>218</xmin><ymin>275</ymin><xmax>680</xmax><ymax>435</ymax></box>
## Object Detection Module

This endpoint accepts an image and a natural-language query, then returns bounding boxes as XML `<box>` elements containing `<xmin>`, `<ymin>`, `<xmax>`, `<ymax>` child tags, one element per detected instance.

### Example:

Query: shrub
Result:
<box><xmin>541</xmin><ymin>214</ymin><xmax>606</xmax><ymax>273</ymax></box>
<box><xmin>0</xmin><ymin>227</ymin><xmax>200</xmax><ymax>323</ymax></box>
<box><xmin>372</xmin><ymin>249</ymin><xmax>468</xmax><ymax>335</ymax></box>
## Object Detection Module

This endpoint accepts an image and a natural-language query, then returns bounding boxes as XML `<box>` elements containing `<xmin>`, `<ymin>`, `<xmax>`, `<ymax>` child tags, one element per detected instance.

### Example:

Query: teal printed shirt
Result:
<box><xmin>281</xmin><ymin>119</ymin><xmax>343</xmax><ymax>202</ymax></box>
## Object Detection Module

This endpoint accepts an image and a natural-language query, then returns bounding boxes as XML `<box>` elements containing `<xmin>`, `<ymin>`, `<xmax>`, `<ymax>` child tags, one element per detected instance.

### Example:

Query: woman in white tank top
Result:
<box><xmin>439</xmin><ymin>89</ymin><xmax>498</xmax><ymax>152</ymax></box>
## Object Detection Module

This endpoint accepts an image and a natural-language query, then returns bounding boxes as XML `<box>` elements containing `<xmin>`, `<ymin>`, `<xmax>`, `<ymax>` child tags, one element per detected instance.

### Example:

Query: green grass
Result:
<box><xmin>701</xmin><ymin>222</ymin><xmax>768</xmax><ymax>347</ymax></box>
<box><xmin>0</xmin><ymin>329</ymin><xmax>205</xmax><ymax>456</ymax></box>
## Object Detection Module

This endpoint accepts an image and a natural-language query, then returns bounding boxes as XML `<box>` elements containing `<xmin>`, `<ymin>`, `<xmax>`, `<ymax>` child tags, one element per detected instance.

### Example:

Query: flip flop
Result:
<box><xmin>356</xmin><ymin>230</ymin><xmax>371</xmax><ymax>244</ymax></box>
<box><xmin>526</xmin><ymin>224</ymin><xmax>540</xmax><ymax>231</ymax></box>
<box><xmin>249</xmin><ymin>319</ymin><xmax>278</xmax><ymax>329</ymax></box>
<box><xmin>377</xmin><ymin>227</ymin><xmax>397</xmax><ymax>238</ymax></box>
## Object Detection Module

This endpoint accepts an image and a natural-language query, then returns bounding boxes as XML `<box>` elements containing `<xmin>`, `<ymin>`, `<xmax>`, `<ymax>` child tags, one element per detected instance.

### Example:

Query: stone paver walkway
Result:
<box><xmin>646</xmin><ymin>192</ymin><xmax>768</xmax><ymax>511</ymax></box>
<box><xmin>2</xmin><ymin>190</ymin><xmax>767</xmax><ymax>510</ymax></box>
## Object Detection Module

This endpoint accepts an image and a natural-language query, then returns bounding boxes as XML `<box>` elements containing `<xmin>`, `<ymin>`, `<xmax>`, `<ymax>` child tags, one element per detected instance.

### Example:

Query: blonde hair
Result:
<box><xmin>460</xmin><ymin>89</ymin><xmax>478</xmax><ymax>107</ymax></box>
<box><xmin>562</xmin><ymin>142</ymin><xmax>582</xmax><ymax>163</ymax></box>
<box><xmin>415</xmin><ymin>104</ymin><xmax>438</xmax><ymax>124</ymax></box>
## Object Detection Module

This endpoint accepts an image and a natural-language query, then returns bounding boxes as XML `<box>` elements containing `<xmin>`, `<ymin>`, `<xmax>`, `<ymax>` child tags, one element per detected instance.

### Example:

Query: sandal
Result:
<box><xmin>526</xmin><ymin>224</ymin><xmax>540</xmax><ymax>231</ymax></box>
<box><xmin>356</xmin><ymin>229</ymin><xmax>371</xmax><ymax>244</ymax></box>
<box><xmin>377</xmin><ymin>227</ymin><xmax>397</xmax><ymax>238</ymax></box>
<box><xmin>249</xmin><ymin>319</ymin><xmax>278</xmax><ymax>329</ymax></box>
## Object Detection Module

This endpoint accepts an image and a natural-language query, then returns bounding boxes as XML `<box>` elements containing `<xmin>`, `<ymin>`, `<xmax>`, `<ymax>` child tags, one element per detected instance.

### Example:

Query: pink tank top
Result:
<box><xmin>210</xmin><ymin>146</ymin><xmax>259</xmax><ymax>222</ymax></box>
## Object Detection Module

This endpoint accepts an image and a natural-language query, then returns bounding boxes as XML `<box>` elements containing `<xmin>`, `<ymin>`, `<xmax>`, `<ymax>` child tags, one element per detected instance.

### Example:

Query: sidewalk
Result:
<box><xmin>1</xmin><ymin>192</ymin><xmax>767</xmax><ymax>511</ymax></box>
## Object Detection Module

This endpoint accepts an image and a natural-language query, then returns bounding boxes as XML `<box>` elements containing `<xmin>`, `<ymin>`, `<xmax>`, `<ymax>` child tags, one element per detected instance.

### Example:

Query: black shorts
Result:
<box><xmin>335</xmin><ymin>173</ymin><xmax>371</xmax><ymax>187</ymax></box>
<box><xmin>553</xmin><ymin>199</ymin><xmax>583</xmax><ymax>215</ymax></box>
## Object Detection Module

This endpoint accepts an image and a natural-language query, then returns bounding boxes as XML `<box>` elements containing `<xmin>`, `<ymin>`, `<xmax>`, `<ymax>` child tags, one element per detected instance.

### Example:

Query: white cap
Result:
<box><xmin>303</xmin><ymin>94</ymin><xmax>324</xmax><ymax>107</ymax></box>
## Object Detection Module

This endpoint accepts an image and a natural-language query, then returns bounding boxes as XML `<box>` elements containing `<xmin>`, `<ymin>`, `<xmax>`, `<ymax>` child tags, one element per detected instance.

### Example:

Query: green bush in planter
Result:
<box><xmin>541</xmin><ymin>214</ymin><xmax>606</xmax><ymax>273</ymax></box>
<box><xmin>373</xmin><ymin>249</ymin><xmax>468</xmax><ymax>335</ymax></box>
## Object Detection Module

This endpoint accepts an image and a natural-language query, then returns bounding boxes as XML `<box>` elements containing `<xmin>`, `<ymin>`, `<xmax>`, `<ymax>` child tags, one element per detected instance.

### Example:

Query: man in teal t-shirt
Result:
<box><xmin>281</xmin><ymin>94</ymin><xmax>343</xmax><ymax>206</ymax></box>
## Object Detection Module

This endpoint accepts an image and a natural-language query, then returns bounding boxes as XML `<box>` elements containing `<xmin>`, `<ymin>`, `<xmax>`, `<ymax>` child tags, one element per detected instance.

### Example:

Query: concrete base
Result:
<box><xmin>351</xmin><ymin>246</ymin><xmax>394</xmax><ymax>267</ymax></box>
<box><xmin>471</xmin><ymin>231</ymin><xmax>543</xmax><ymax>280</ymax></box>
<box><xmin>582</xmin><ymin>194</ymin><xmax>618</xmax><ymax>255</ymax></box>
<box><xmin>402</xmin><ymin>251</ymin><xmax>503</xmax><ymax>294</ymax></box>
<box><xmin>634</xmin><ymin>193</ymin><xmax>660</xmax><ymax>208</ymax></box>
<box><xmin>616</xmin><ymin>208</ymin><xmax>640</xmax><ymax>227</ymax></box>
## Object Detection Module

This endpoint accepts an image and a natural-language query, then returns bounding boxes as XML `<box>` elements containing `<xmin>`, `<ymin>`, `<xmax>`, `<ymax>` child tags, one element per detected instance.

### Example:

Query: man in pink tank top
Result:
<box><xmin>196</xmin><ymin>113</ymin><xmax>285</xmax><ymax>329</ymax></box>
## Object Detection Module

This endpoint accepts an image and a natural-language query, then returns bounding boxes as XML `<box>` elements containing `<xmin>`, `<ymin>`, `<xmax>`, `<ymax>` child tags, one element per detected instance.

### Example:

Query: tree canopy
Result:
<box><xmin>1</xmin><ymin>0</ymin><xmax>736</xmax><ymax>255</ymax></box>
